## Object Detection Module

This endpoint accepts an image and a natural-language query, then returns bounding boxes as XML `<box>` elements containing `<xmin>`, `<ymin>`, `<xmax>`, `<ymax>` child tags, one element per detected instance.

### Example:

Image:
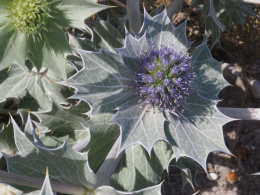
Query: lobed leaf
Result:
<box><xmin>4</xmin><ymin>115</ymin><xmax>97</xmax><ymax>192</ymax></box>
<box><xmin>83</xmin><ymin>113</ymin><xmax>120</xmax><ymax>172</ymax></box>
<box><xmin>110</xmin><ymin>141</ymin><xmax>173</xmax><ymax>191</ymax></box>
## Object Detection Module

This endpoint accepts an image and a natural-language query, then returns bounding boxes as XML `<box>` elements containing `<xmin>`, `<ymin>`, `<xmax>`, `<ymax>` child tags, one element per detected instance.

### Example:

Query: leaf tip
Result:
<box><xmin>8</xmin><ymin>112</ymin><xmax>12</xmax><ymax>117</ymax></box>
<box><xmin>67</xmin><ymin>83</ymin><xmax>71</xmax><ymax>90</ymax></box>
<box><xmin>46</xmin><ymin>167</ymin><xmax>49</xmax><ymax>176</ymax></box>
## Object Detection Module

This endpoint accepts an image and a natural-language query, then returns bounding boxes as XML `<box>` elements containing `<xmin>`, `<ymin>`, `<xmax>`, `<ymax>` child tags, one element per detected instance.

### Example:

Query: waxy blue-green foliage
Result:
<box><xmin>2</xmin><ymin>2</ymin><xmax>254</xmax><ymax>194</ymax></box>
<box><xmin>0</xmin><ymin>0</ymin><xmax>108</xmax><ymax>81</ymax></box>
<box><xmin>69</xmin><ymin>9</ymin><xmax>232</xmax><ymax>171</ymax></box>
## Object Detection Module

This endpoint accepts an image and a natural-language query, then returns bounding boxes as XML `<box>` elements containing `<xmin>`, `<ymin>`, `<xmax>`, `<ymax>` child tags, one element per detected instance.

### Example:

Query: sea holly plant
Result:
<box><xmin>0</xmin><ymin>1</ymin><xmax>259</xmax><ymax>195</ymax></box>
<box><xmin>0</xmin><ymin>0</ymin><xmax>108</xmax><ymax>81</ymax></box>
<box><xmin>68</xmin><ymin>9</ymin><xmax>231</xmax><ymax>171</ymax></box>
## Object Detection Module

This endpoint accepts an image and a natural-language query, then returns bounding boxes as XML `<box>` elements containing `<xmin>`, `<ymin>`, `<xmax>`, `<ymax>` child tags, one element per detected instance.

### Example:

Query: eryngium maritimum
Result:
<box><xmin>134</xmin><ymin>46</ymin><xmax>195</xmax><ymax>111</ymax></box>
<box><xmin>7</xmin><ymin>0</ymin><xmax>51</xmax><ymax>35</ymax></box>
<box><xmin>69</xmin><ymin>9</ymin><xmax>231</xmax><ymax>171</ymax></box>
<box><xmin>0</xmin><ymin>0</ymin><xmax>108</xmax><ymax>80</ymax></box>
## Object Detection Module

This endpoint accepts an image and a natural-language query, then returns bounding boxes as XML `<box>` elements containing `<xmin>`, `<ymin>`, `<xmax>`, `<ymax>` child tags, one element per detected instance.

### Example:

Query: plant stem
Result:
<box><xmin>109</xmin><ymin>0</ymin><xmax>127</xmax><ymax>9</ymax></box>
<box><xmin>0</xmin><ymin>170</ymin><xmax>87</xmax><ymax>195</ymax></box>
<box><xmin>127</xmin><ymin>0</ymin><xmax>142</xmax><ymax>34</ymax></box>
<box><xmin>96</xmin><ymin>136</ymin><xmax>124</xmax><ymax>187</ymax></box>
<box><xmin>166</xmin><ymin>0</ymin><xmax>185</xmax><ymax>18</ymax></box>
<box><xmin>218</xmin><ymin>107</ymin><xmax>260</xmax><ymax>120</ymax></box>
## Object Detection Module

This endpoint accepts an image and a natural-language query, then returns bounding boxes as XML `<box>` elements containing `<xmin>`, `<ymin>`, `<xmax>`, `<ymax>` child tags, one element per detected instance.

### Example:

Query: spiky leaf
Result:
<box><xmin>0</xmin><ymin>0</ymin><xmax>108</xmax><ymax>80</ymax></box>
<box><xmin>0</xmin><ymin>65</ymin><xmax>69</xmax><ymax>119</ymax></box>
<box><xmin>110</xmin><ymin>141</ymin><xmax>173</xmax><ymax>191</ymax></box>
<box><xmin>4</xmin><ymin>116</ymin><xmax>97</xmax><ymax>192</ymax></box>
<box><xmin>83</xmin><ymin>113</ymin><xmax>120</xmax><ymax>172</ymax></box>
<box><xmin>28</xmin><ymin>101</ymin><xmax>90</xmax><ymax>148</ymax></box>
<box><xmin>0</xmin><ymin>123</ymin><xmax>17</xmax><ymax>159</ymax></box>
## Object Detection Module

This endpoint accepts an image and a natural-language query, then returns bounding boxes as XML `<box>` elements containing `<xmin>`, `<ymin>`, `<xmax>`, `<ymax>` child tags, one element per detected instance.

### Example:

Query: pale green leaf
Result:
<box><xmin>0</xmin><ymin>0</ymin><xmax>109</xmax><ymax>80</ymax></box>
<box><xmin>137</xmin><ymin>9</ymin><xmax>192</xmax><ymax>52</ymax></box>
<box><xmin>4</xmin><ymin>115</ymin><xmax>97</xmax><ymax>192</ymax></box>
<box><xmin>50</xmin><ymin>0</ymin><xmax>109</xmax><ymax>29</ymax></box>
<box><xmin>90</xmin><ymin>18</ymin><xmax>124</xmax><ymax>52</ymax></box>
<box><xmin>30</xmin><ymin>101</ymin><xmax>90</xmax><ymax>148</ymax></box>
<box><xmin>0</xmin><ymin>65</ymin><xmax>69</xmax><ymax>120</ymax></box>
<box><xmin>170</xmin><ymin>157</ymin><xmax>198</xmax><ymax>189</ymax></box>
<box><xmin>110</xmin><ymin>141</ymin><xmax>173</xmax><ymax>191</ymax></box>
<box><xmin>222</xmin><ymin>0</ymin><xmax>255</xmax><ymax>25</ymax></box>
<box><xmin>0</xmin><ymin>123</ymin><xmax>17</xmax><ymax>159</ymax></box>
<box><xmin>203</xmin><ymin>0</ymin><xmax>224</xmax><ymax>47</ymax></box>
<box><xmin>83</xmin><ymin>113</ymin><xmax>120</xmax><ymax>172</ymax></box>
<box><xmin>68</xmin><ymin>49</ymin><xmax>136</xmax><ymax>114</ymax></box>
<box><xmin>111</xmin><ymin>98</ymin><xmax>166</xmax><ymax>154</ymax></box>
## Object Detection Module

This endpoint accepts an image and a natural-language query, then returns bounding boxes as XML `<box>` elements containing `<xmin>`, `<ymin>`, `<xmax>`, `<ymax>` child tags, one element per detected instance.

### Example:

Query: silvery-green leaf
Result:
<box><xmin>137</xmin><ymin>9</ymin><xmax>192</xmax><ymax>52</ymax></box>
<box><xmin>95</xmin><ymin>184</ymin><xmax>162</xmax><ymax>195</ymax></box>
<box><xmin>110</xmin><ymin>141</ymin><xmax>173</xmax><ymax>191</ymax></box>
<box><xmin>222</xmin><ymin>0</ymin><xmax>255</xmax><ymax>25</ymax></box>
<box><xmin>0</xmin><ymin>65</ymin><xmax>68</xmax><ymax>119</ymax></box>
<box><xmin>69</xmin><ymin>17</ymin><xmax>124</xmax><ymax>66</ymax></box>
<box><xmin>165</xmin><ymin>42</ymin><xmax>232</xmax><ymax>170</ymax></box>
<box><xmin>170</xmin><ymin>157</ymin><xmax>198</xmax><ymax>189</ymax></box>
<box><xmin>83</xmin><ymin>113</ymin><xmax>120</xmax><ymax>172</ymax></box>
<box><xmin>67</xmin><ymin>49</ymin><xmax>136</xmax><ymax>114</ymax></box>
<box><xmin>4</xmin><ymin>115</ymin><xmax>97</xmax><ymax>192</ymax></box>
<box><xmin>30</xmin><ymin>101</ymin><xmax>90</xmax><ymax>148</ymax></box>
<box><xmin>50</xmin><ymin>0</ymin><xmax>109</xmax><ymax>29</ymax></box>
<box><xmin>203</xmin><ymin>0</ymin><xmax>224</xmax><ymax>47</ymax></box>
<box><xmin>90</xmin><ymin>18</ymin><xmax>124</xmax><ymax>52</ymax></box>
<box><xmin>0</xmin><ymin>0</ymin><xmax>108</xmax><ymax>81</ymax></box>
<box><xmin>0</xmin><ymin>123</ymin><xmax>17</xmax><ymax>159</ymax></box>
<box><xmin>111</xmin><ymin>98</ymin><xmax>166</xmax><ymax>154</ymax></box>
<box><xmin>39</xmin><ymin>168</ymin><xmax>54</xmax><ymax>195</ymax></box>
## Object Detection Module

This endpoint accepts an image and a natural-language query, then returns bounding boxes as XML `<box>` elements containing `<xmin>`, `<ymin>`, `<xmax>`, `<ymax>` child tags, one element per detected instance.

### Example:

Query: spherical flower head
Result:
<box><xmin>134</xmin><ymin>46</ymin><xmax>196</xmax><ymax>111</ymax></box>
<box><xmin>7</xmin><ymin>0</ymin><xmax>51</xmax><ymax>35</ymax></box>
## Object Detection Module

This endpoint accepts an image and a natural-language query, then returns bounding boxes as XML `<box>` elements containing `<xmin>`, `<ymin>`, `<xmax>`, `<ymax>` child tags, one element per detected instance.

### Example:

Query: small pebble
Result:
<box><xmin>207</xmin><ymin>172</ymin><xmax>218</xmax><ymax>181</ymax></box>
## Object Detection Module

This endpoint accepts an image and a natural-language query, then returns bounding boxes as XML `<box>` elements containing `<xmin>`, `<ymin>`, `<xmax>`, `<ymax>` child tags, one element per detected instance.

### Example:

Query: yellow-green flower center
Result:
<box><xmin>7</xmin><ymin>0</ymin><xmax>51</xmax><ymax>35</ymax></box>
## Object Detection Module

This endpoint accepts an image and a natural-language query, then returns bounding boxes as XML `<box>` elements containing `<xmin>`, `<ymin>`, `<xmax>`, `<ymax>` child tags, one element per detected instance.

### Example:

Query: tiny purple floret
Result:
<box><xmin>133</xmin><ymin>46</ymin><xmax>196</xmax><ymax>111</ymax></box>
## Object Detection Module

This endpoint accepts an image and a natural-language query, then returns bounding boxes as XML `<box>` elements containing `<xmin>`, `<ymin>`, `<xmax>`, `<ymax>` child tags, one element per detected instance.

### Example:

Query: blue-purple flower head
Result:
<box><xmin>134</xmin><ymin>46</ymin><xmax>196</xmax><ymax>111</ymax></box>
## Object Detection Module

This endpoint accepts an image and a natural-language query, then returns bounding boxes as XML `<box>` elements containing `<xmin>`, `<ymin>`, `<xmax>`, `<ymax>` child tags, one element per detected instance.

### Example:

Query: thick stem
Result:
<box><xmin>127</xmin><ymin>0</ymin><xmax>142</xmax><ymax>34</ymax></box>
<box><xmin>218</xmin><ymin>107</ymin><xmax>260</xmax><ymax>120</ymax></box>
<box><xmin>166</xmin><ymin>0</ymin><xmax>185</xmax><ymax>18</ymax></box>
<box><xmin>0</xmin><ymin>171</ymin><xmax>87</xmax><ymax>195</ymax></box>
<box><xmin>96</xmin><ymin>136</ymin><xmax>124</xmax><ymax>187</ymax></box>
